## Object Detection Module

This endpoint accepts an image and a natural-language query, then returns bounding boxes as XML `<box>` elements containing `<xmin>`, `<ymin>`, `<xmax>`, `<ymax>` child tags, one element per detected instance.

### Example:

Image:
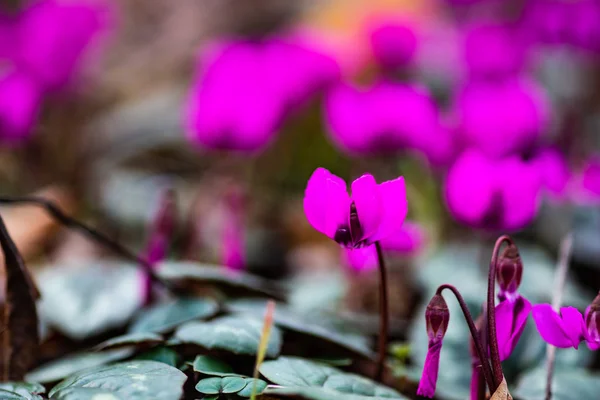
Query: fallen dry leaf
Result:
<box><xmin>490</xmin><ymin>378</ymin><xmax>513</xmax><ymax>400</ymax></box>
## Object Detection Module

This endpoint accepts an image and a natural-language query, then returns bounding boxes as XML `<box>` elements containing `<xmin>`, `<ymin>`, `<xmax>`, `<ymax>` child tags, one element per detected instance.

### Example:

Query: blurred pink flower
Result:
<box><xmin>186</xmin><ymin>37</ymin><xmax>339</xmax><ymax>153</ymax></box>
<box><xmin>445</xmin><ymin>149</ymin><xmax>543</xmax><ymax>231</ymax></box>
<box><xmin>0</xmin><ymin>70</ymin><xmax>42</xmax><ymax>143</ymax></box>
<box><xmin>304</xmin><ymin>168</ymin><xmax>408</xmax><ymax>249</ymax></box>
<box><xmin>367</xmin><ymin>19</ymin><xmax>418</xmax><ymax>70</ymax></box>
<box><xmin>324</xmin><ymin>81</ymin><xmax>452</xmax><ymax>162</ymax></box>
<box><xmin>530</xmin><ymin>148</ymin><xmax>571</xmax><ymax>199</ymax></box>
<box><xmin>570</xmin><ymin>156</ymin><xmax>600</xmax><ymax>204</ymax></box>
<box><xmin>455</xmin><ymin>78</ymin><xmax>549</xmax><ymax>159</ymax></box>
<box><xmin>342</xmin><ymin>221</ymin><xmax>426</xmax><ymax>273</ymax></box>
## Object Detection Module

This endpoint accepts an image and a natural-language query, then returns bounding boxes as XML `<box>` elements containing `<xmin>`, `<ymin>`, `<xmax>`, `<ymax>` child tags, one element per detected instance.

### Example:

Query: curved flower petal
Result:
<box><xmin>369</xmin><ymin>176</ymin><xmax>408</xmax><ymax>242</ymax></box>
<box><xmin>532</xmin><ymin>304</ymin><xmax>584</xmax><ymax>348</ymax></box>
<box><xmin>417</xmin><ymin>340</ymin><xmax>443</xmax><ymax>398</ymax></box>
<box><xmin>351</xmin><ymin>174</ymin><xmax>383</xmax><ymax>242</ymax></box>
<box><xmin>343</xmin><ymin>246</ymin><xmax>377</xmax><ymax>273</ymax></box>
<box><xmin>303</xmin><ymin>168</ymin><xmax>350</xmax><ymax>239</ymax></box>
<box><xmin>495</xmin><ymin>296</ymin><xmax>532</xmax><ymax>360</ymax></box>
<box><xmin>379</xmin><ymin>221</ymin><xmax>425</xmax><ymax>254</ymax></box>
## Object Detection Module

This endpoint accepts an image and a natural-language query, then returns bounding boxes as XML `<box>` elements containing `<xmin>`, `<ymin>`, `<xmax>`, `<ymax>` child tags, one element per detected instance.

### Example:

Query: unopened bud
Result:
<box><xmin>426</xmin><ymin>294</ymin><xmax>450</xmax><ymax>342</ymax></box>
<box><xmin>586</xmin><ymin>292</ymin><xmax>600</xmax><ymax>342</ymax></box>
<box><xmin>496</xmin><ymin>244</ymin><xmax>523</xmax><ymax>299</ymax></box>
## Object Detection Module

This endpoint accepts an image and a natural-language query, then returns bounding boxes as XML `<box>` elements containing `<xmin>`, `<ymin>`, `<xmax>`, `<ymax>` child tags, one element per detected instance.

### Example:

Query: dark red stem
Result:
<box><xmin>487</xmin><ymin>235</ymin><xmax>514</xmax><ymax>388</ymax></box>
<box><xmin>437</xmin><ymin>284</ymin><xmax>495</xmax><ymax>394</ymax></box>
<box><xmin>374</xmin><ymin>241</ymin><xmax>389</xmax><ymax>382</ymax></box>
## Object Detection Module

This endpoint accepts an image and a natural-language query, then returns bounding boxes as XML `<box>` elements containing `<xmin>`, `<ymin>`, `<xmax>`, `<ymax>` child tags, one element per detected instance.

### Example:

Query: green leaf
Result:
<box><xmin>0</xmin><ymin>382</ymin><xmax>45</xmax><ymax>400</ymax></box>
<box><xmin>195</xmin><ymin>376</ymin><xmax>247</xmax><ymax>394</ymax></box>
<box><xmin>129</xmin><ymin>297</ymin><xmax>219</xmax><ymax>334</ymax></box>
<box><xmin>263</xmin><ymin>386</ymin><xmax>407</xmax><ymax>400</ymax></box>
<box><xmin>26</xmin><ymin>348</ymin><xmax>134</xmax><ymax>383</ymax></box>
<box><xmin>48</xmin><ymin>387</ymin><xmax>124</xmax><ymax>400</ymax></box>
<box><xmin>95</xmin><ymin>332</ymin><xmax>163</xmax><ymax>350</ymax></box>
<box><xmin>135</xmin><ymin>347</ymin><xmax>180</xmax><ymax>367</ymax></box>
<box><xmin>514</xmin><ymin>367</ymin><xmax>600</xmax><ymax>400</ymax></box>
<box><xmin>174</xmin><ymin>315</ymin><xmax>282</xmax><ymax>358</ymax></box>
<box><xmin>0</xmin><ymin>389</ymin><xmax>29</xmax><ymax>399</ymax></box>
<box><xmin>259</xmin><ymin>357</ymin><xmax>407</xmax><ymax>399</ymax></box>
<box><xmin>237</xmin><ymin>378</ymin><xmax>268</xmax><ymax>398</ymax></box>
<box><xmin>49</xmin><ymin>361</ymin><xmax>186</xmax><ymax>400</ymax></box>
<box><xmin>191</xmin><ymin>355</ymin><xmax>237</xmax><ymax>376</ymax></box>
<box><xmin>36</xmin><ymin>262</ymin><xmax>143</xmax><ymax>339</ymax></box>
<box><xmin>157</xmin><ymin>262</ymin><xmax>284</xmax><ymax>299</ymax></box>
<box><xmin>227</xmin><ymin>299</ymin><xmax>373</xmax><ymax>359</ymax></box>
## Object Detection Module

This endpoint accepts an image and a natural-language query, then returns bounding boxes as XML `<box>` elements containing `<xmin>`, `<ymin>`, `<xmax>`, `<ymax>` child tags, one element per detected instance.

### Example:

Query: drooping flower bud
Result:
<box><xmin>496</xmin><ymin>244</ymin><xmax>523</xmax><ymax>301</ymax></box>
<box><xmin>426</xmin><ymin>294</ymin><xmax>450</xmax><ymax>342</ymax></box>
<box><xmin>585</xmin><ymin>292</ymin><xmax>600</xmax><ymax>344</ymax></box>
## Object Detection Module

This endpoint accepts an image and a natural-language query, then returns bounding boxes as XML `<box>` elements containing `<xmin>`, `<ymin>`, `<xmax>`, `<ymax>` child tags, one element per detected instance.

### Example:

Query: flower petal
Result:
<box><xmin>303</xmin><ymin>168</ymin><xmax>350</xmax><ymax>239</ymax></box>
<box><xmin>379</xmin><ymin>220</ymin><xmax>425</xmax><ymax>254</ymax></box>
<box><xmin>369</xmin><ymin>176</ymin><xmax>408</xmax><ymax>242</ymax></box>
<box><xmin>495</xmin><ymin>296</ymin><xmax>532</xmax><ymax>360</ymax></box>
<box><xmin>417</xmin><ymin>340</ymin><xmax>442</xmax><ymax>398</ymax></box>
<box><xmin>342</xmin><ymin>246</ymin><xmax>377</xmax><ymax>274</ymax></box>
<box><xmin>351</xmin><ymin>174</ymin><xmax>383</xmax><ymax>242</ymax></box>
<box><xmin>501</xmin><ymin>157</ymin><xmax>542</xmax><ymax>231</ymax></box>
<box><xmin>532</xmin><ymin>304</ymin><xmax>584</xmax><ymax>348</ymax></box>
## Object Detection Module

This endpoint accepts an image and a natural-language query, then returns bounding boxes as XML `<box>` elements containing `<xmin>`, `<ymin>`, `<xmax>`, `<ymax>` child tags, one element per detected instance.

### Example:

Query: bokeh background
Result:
<box><xmin>2</xmin><ymin>0</ymin><xmax>600</xmax><ymax>398</ymax></box>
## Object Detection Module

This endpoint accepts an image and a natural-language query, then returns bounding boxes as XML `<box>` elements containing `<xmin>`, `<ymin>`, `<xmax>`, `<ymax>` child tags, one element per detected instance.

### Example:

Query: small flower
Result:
<box><xmin>0</xmin><ymin>70</ymin><xmax>42</xmax><ymax>143</ymax></box>
<box><xmin>494</xmin><ymin>243</ymin><xmax>532</xmax><ymax>360</ymax></box>
<box><xmin>367</xmin><ymin>18</ymin><xmax>418</xmax><ymax>70</ymax></box>
<box><xmin>324</xmin><ymin>81</ymin><xmax>448</xmax><ymax>159</ymax></box>
<box><xmin>529</xmin><ymin>148</ymin><xmax>571</xmax><ymax>199</ymax></box>
<box><xmin>444</xmin><ymin>149</ymin><xmax>542</xmax><ymax>231</ymax></box>
<box><xmin>303</xmin><ymin>168</ymin><xmax>408</xmax><ymax>249</ymax></box>
<box><xmin>532</xmin><ymin>292</ymin><xmax>600</xmax><ymax>350</ymax></box>
<box><xmin>455</xmin><ymin>78</ymin><xmax>549</xmax><ymax>159</ymax></box>
<box><xmin>417</xmin><ymin>294</ymin><xmax>450</xmax><ymax>398</ymax></box>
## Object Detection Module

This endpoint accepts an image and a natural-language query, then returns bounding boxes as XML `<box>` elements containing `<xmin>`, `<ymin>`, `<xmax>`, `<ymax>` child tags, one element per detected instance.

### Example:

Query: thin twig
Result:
<box><xmin>545</xmin><ymin>234</ymin><xmax>573</xmax><ymax>400</ymax></box>
<box><xmin>437</xmin><ymin>284</ymin><xmax>495</xmax><ymax>395</ymax></box>
<box><xmin>374</xmin><ymin>241</ymin><xmax>389</xmax><ymax>382</ymax></box>
<box><xmin>0</xmin><ymin>196</ymin><xmax>177</xmax><ymax>294</ymax></box>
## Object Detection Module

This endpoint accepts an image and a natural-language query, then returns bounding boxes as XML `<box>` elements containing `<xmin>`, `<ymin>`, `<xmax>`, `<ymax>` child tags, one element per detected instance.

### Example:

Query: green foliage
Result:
<box><xmin>192</xmin><ymin>355</ymin><xmax>239</xmax><ymax>377</ymax></box>
<box><xmin>95</xmin><ymin>332</ymin><xmax>163</xmax><ymax>350</ymax></box>
<box><xmin>0</xmin><ymin>382</ymin><xmax>45</xmax><ymax>400</ymax></box>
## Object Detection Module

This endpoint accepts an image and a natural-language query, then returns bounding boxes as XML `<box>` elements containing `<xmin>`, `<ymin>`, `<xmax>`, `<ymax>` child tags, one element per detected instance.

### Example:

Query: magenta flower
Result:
<box><xmin>464</xmin><ymin>23</ymin><xmax>527</xmax><ymax>80</ymax></box>
<box><xmin>455</xmin><ymin>78</ymin><xmax>549</xmax><ymax>159</ymax></box>
<box><xmin>367</xmin><ymin>19</ymin><xmax>418</xmax><ymax>70</ymax></box>
<box><xmin>342</xmin><ymin>221</ymin><xmax>425</xmax><ymax>273</ymax></box>
<box><xmin>532</xmin><ymin>293</ymin><xmax>600</xmax><ymax>350</ymax></box>
<box><xmin>303</xmin><ymin>168</ymin><xmax>408</xmax><ymax>249</ymax></box>
<box><xmin>324</xmin><ymin>81</ymin><xmax>448</xmax><ymax>159</ymax></box>
<box><xmin>445</xmin><ymin>149</ymin><xmax>542</xmax><ymax>231</ymax></box>
<box><xmin>186</xmin><ymin>38</ymin><xmax>338</xmax><ymax>153</ymax></box>
<box><xmin>0</xmin><ymin>70</ymin><xmax>42</xmax><ymax>143</ymax></box>
<box><xmin>494</xmin><ymin>245</ymin><xmax>532</xmax><ymax>360</ymax></box>
<box><xmin>15</xmin><ymin>0</ymin><xmax>110</xmax><ymax>92</ymax></box>
<box><xmin>530</xmin><ymin>148</ymin><xmax>571</xmax><ymax>198</ymax></box>
<box><xmin>221</xmin><ymin>186</ymin><xmax>245</xmax><ymax>271</ymax></box>
<box><xmin>417</xmin><ymin>294</ymin><xmax>450</xmax><ymax>398</ymax></box>
<box><xmin>580</xmin><ymin>156</ymin><xmax>600</xmax><ymax>200</ymax></box>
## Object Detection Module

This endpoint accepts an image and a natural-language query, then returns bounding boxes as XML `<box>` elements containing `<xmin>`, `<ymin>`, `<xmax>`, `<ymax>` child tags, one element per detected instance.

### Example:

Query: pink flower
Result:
<box><xmin>0</xmin><ymin>70</ymin><xmax>42</xmax><ymax>143</ymax></box>
<box><xmin>368</xmin><ymin>19</ymin><xmax>418</xmax><ymax>70</ymax></box>
<box><xmin>303</xmin><ymin>168</ymin><xmax>408</xmax><ymax>249</ymax></box>
<box><xmin>529</xmin><ymin>148</ymin><xmax>571</xmax><ymax>198</ymax></box>
<box><xmin>444</xmin><ymin>149</ymin><xmax>542</xmax><ymax>231</ymax></box>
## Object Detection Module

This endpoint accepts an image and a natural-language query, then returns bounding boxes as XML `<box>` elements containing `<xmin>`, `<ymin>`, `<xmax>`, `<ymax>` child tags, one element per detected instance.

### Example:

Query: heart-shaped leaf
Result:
<box><xmin>0</xmin><ymin>382</ymin><xmax>45</xmax><ymax>400</ymax></box>
<box><xmin>195</xmin><ymin>376</ymin><xmax>247</xmax><ymax>395</ymax></box>
<box><xmin>26</xmin><ymin>349</ymin><xmax>134</xmax><ymax>383</ymax></box>
<box><xmin>514</xmin><ymin>367</ymin><xmax>600</xmax><ymax>400</ymax></box>
<box><xmin>95</xmin><ymin>332</ymin><xmax>163</xmax><ymax>351</ymax></box>
<box><xmin>259</xmin><ymin>357</ymin><xmax>407</xmax><ymax>399</ymax></box>
<box><xmin>191</xmin><ymin>355</ymin><xmax>237</xmax><ymax>376</ymax></box>
<box><xmin>36</xmin><ymin>262</ymin><xmax>143</xmax><ymax>339</ymax></box>
<box><xmin>129</xmin><ymin>297</ymin><xmax>219</xmax><ymax>334</ymax></box>
<box><xmin>135</xmin><ymin>347</ymin><xmax>180</xmax><ymax>367</ymax></box>
<box><xmin>227</xmin><ymin>299</ymin><xmax>373</xmax><ymax>359</ymax></box>
<box><xmin>174</xmin><ymin>315</ymin><xmax>282</xmax><ymax>358</ymax></box>
<box><xmin>49</xmin><ymin>361</ymin><xmax>186</xmax><ymax>400</ymax></box>
<box><xmin>237</xmin><ymin>378</ymin><xmax>268</xmax><ymax>398</ymax></box>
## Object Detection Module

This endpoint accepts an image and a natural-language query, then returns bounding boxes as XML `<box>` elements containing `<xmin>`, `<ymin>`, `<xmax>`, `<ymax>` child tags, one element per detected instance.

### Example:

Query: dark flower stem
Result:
<box><xmin>545</xmin><ymin>234</ymin><xmax>573</xmax><ymax>400</ymax></box>
<box><xmin>437</xmin><ymin>284</ymin><xmax>495</xmax><ymax>394</ymax></box>
<box><xmin>374</xmin><ymin>241</ymin><xmax>389</xmax><ymax>382</ymax></box>
<box><xmin>487</xmin><ymin>235</ymin><xmax>514</xmax><ymax>389</ymax></box>
<box><xmin>0</xmin><ymin>196</ymin><xmax>178</xmax><ymax>295</ymax></box>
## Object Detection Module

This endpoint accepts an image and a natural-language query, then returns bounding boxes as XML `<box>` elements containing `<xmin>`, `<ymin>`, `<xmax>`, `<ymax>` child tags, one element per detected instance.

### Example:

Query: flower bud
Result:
<box><xmin>585</xmin><ymin>292</ymin><xmax>600</xmax><ymax>342</ymax></box>
<box><xmin>426</xmin><ymin>294</ymin><xmax>450</xmax><ymax>342</ymax></box>
<box><xmin>496</xmin><ymin>243</ymin><xmax>523</xmax><ymax>300</ymax></box>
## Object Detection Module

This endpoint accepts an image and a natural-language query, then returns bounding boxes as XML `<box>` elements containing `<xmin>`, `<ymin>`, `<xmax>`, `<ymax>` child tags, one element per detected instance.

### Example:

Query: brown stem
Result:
<box><xmin>437</xmin><ymin>284</ymin><xmax>495</xmax><ymax>394</ymax></box>
<box><xmin>487</xmin><ymin>235</ymin><xmax>514</xmax><ymax>388</ymax></box>
<box><xmin>374</xmin><ymin>241</ymin><xmax>389</xmax><ymax>382</ymax></box>
<box><xmin>0</xmin><ymin>196</ymin><xmax>178</xmax><ymax>294</ymax></box>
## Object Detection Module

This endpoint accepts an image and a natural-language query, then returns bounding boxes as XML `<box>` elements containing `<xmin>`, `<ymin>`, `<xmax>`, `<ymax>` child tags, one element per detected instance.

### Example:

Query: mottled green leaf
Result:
<box><xmin>191</xmin><ymin>355</ymin><xmax>237</xmax><ymax>376</ymax></box>
<box><xmin>129</xmin><ymin>297</ymin><xmax>218</xmax><ymax>334</ymax></box>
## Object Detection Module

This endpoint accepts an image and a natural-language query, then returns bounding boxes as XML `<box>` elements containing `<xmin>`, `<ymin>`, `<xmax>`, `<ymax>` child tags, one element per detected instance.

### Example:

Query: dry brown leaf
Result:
<box><xmin>0</xmin><ymin>213</ymin><xmax>40</xmax><ymax>381</ymax></box>
<box><xmin>490</xmin><ymin>378</ymin><xmax>513</xmax><ymax>400</ymax></box>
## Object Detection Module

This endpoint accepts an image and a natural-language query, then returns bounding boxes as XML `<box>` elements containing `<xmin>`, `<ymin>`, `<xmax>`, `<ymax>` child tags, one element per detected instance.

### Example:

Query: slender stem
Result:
<box><xmin>476</xmin><ymin>304</ymin><xmax>488</xmax><ymax>400</ymax></box>
<box><xmin>437</xmin><ymin>284</ymin><xmax>495</xmax><ymax>394</ymax></box>
<box><xmin>487</xmin><ymin>235</ymin><xmax>514</xmax><ymax>388</ymax></box>
<box><xmin>374</xmin><ymin>241</ymin><xmax>389</xmax><ymax>382</ymax></box>
<box><xmin>545</xmin><ymin>234</ymin><xmax>573</xmax><ymax>400</ymax></box>
<box><xmin>0</xmin><ymin>196</ymin><xmax>177</xmax><ymax>294</ymax></box>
